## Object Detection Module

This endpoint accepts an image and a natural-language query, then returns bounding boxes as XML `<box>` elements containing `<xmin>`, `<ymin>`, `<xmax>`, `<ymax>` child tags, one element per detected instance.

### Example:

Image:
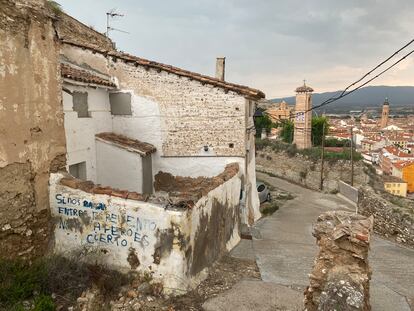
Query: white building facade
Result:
<box><xmin>60</xmin><ymin>39</ymin><xmax>264</xmax><ymax>225</ymax></box>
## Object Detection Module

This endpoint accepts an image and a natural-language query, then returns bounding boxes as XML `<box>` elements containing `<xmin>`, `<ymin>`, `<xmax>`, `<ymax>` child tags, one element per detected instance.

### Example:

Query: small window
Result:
<box><xmin>110</xmin><ymin>92</ymin><xmax>132</xmax><ymax>115</ymax></box>
<box><xmin>73</xmin><ymin>91</ymin><xmax>89</xmax><ymax>118</ymax></box>
<box><xmin>257</xmin><ymin>184</ymin><xmax>266</xmax><ymax>192</ymax></box>
<box><xmin>69</xmin><ymin>162</ymin><xmax>87</xmax><ymax>180</ymax></box>
<box><xmin>229</xmin><ymin>143</ymin><xmax>234</xmax><ymax>148</ymax></box>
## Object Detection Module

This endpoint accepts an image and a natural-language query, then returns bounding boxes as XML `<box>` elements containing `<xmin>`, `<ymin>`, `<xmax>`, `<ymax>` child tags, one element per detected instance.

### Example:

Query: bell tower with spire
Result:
<box><xmin>380</xmin><ymin>98</ymin><xmax>390</xmax><ymax>128</ymax></box>
<box><xmin>293</xmin><ymin>80</ymin><xmax>313</xmax><ymax>149</ymax></box>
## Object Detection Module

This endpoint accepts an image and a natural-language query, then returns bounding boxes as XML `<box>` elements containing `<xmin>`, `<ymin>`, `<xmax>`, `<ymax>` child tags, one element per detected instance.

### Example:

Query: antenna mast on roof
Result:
<box><xmin>106</xmin><ymin>9</ymin><xmax>129</xmax><ymax>38</ymax></box>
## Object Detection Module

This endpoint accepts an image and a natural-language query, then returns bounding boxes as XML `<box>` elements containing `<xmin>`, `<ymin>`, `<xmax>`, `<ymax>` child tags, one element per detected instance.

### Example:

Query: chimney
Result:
<box><xmin>215</xmin><ymin>57</ymin><xmax>225</xmax><ymax>81</ymax></box>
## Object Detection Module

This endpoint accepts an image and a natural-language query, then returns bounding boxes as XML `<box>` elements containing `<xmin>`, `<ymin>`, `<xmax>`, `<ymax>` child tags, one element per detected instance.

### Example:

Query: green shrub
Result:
<box><xmin>34</xmin><ymin>295</ymin><xmax>55</xmax><ymax>311</ymax></box>
<box><xmin>46</xmin><ymin>1</ymin><xmax>63</xmax><ymax>15</ymax></box>
<box><xmin>0</xmin><ymin>255</ymin><xmax>130</xmax><ymax>310</ymax></box>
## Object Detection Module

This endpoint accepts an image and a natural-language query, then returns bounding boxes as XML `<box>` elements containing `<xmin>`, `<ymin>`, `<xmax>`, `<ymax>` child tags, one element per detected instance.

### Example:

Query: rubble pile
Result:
<box><xmin>304</xmin><ymin>211</ymin><xmax>373</xmax><ymax>311</ymax></box>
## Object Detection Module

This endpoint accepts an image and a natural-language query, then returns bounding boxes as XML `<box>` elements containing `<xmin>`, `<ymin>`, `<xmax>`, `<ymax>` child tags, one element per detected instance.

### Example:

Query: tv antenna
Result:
<box><xmin>106</xmin><ymin>9</ymin><xmax>129</xmax><ymax>38</ymax></box>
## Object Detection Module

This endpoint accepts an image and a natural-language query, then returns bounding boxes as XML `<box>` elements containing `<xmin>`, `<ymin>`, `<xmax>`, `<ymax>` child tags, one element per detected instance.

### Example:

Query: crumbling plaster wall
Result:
<box><xmin>61</xmin><ymin>44</ymin><xmax>261</xmax><ymax>224</ymax></box>
<box><xmin>62</xmin><ymin>83</ymin><xmax>112</xmax><ymax>182</ymax></box>
<box><xmin>0</xmin><ymin>0</ymin><xmax>66</xmax><ymax>259</ymax></box>
<box><xmin>49</xmin><ymin>165</ymin><xmax>241</xmax><ymax>293</ymax></box>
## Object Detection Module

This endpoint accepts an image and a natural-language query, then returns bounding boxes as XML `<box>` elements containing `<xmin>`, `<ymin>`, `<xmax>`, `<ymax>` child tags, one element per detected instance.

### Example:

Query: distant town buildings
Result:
<box><xmin>327</xmin><ymin>98</ymin><xmax>414</xmax><ymax>196</ymax></box>
<box><xmin>383</xmin><ymin>176</ymin><xmax>408</xmax><ymax>197</ymax></box>
<box><xmin>266</xmin><ymin>100</ymin><xmax>293</xmax><ymax>122</ymax></box>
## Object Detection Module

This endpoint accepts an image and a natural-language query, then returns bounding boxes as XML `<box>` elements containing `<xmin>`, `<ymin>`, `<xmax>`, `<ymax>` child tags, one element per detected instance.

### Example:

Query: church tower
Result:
<box><xmin>380</xmin><ymin>98</ymin><xmax>390</xmax><ymax>128</ymax></box>
<box><xmin>293</xmin><ymin>81</ymin><xmax>313</xmax><ymax>149</ymax></box>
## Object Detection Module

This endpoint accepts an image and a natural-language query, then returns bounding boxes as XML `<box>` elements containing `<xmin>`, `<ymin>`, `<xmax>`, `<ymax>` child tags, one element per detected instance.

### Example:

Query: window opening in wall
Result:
<box><xmin>110</xmin><ymin>92</ymin><xmax>132</xmax><ymax>115</ymax></box>
<box><xmin>69</xmin><ymin>162</ymin><xmax>87</xmax><ymax>180</ymax></box>
<box><xmin>229</xmin><ymin>143</ymin><xmax>234</xmax><ymax>148</ymax></box>
<box><xmin>72</xmin><ymin>91</ymin><xmax>89</xmax><ymax>118</ymax></box>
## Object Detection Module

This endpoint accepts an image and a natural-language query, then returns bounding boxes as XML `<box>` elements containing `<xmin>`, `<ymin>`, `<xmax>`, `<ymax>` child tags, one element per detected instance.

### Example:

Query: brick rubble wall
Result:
<box><xmin>304</xmin><ymin>211</ymin><xmax>373</xmax><ymax>311</ymax></box>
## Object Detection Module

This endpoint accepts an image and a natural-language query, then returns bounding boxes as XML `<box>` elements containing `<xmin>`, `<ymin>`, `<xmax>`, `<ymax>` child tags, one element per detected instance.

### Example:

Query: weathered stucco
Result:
<box><xmin>49</xmin><ymin>164</ymin><xmax>241</xmax><ymax>293</ymax></box>
<box><xmin>0</xmin><ymin>0</ymin><xmax>66</xmax><ymax>259</ymax></box>
<box><xmin>60</xmin><ymin>43</ymin><xmax>261</xmax><ymax>224</ymax></box>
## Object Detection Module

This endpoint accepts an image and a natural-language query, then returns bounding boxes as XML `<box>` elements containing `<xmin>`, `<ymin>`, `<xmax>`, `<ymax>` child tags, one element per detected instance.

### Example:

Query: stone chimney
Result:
<box><xmin>215</xmin><ymin>57</ymin><xmax>225</xmax><ymax>81</ymax></box>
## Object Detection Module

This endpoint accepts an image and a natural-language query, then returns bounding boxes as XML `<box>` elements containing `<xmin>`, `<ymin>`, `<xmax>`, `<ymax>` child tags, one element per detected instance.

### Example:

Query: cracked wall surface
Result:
<box><xmin>0</xmin><ymin>0</ymin><xmax>66</xmax><ymax>259</ymax></box>
<box><xmin>49</xmin><ymin>164</ymin><xmax>241</xmax><ymax>294</ymax></box>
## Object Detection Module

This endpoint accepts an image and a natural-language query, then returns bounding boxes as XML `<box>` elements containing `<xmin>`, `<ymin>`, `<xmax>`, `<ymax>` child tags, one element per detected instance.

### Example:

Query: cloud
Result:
<box><xmin>58</xmin><ymin>0</ymin><xmax>414</xmax><ymax>98</ymax></box>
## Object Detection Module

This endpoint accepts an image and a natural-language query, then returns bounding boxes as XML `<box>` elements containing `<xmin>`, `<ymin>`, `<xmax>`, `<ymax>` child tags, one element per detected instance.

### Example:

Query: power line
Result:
<box><xmin>305</xmin><ymin>45</ymin><xmax>414</xmax><ymax>114</ymax></box>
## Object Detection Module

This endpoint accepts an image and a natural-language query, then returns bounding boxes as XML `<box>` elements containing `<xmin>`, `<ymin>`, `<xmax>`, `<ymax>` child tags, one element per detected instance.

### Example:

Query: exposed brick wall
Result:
<box><xmin>304</xmin><ymin>211</ymin><xmax>373</xmax><ymax>311</ymax></box>
<box><xmin>61</xmin><ymin>45</ymin><xmax>249</xmax><ymax>158</ymax></box>
<box><xmin>0</xmin><ymin>0</ymin><xmax>66</xmax><ymax>259</ymax></box>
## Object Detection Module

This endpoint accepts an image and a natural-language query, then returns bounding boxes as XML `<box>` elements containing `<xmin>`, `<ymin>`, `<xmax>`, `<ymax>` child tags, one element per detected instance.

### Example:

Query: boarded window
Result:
<box><xmin>73</xmin><ymin>91</ymin><xmax>89</xmax><ymax>118</ymax></box>
<box><xmin>69</xmin><ymin>162</ymin><xmax>87</xmax><ymax>180</ymax></box>
<box><xmin>110</xmin><ymin>92</ymin><xmax>132</xmax><ymax>115</ymax></box>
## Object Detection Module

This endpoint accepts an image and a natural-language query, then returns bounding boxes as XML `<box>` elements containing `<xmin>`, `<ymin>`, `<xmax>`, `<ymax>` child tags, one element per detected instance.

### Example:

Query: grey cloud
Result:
<box><xmin>58</xmin><ymin>0</ymin><xmax>414</xmax><ymax>97</ymax></box>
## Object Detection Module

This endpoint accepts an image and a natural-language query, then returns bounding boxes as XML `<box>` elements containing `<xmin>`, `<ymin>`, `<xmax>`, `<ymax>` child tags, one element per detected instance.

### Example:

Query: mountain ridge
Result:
<box><xmin>271</xmin><ymin>86</ymin><xmax>414</xmax><ymax>112</ymax></box>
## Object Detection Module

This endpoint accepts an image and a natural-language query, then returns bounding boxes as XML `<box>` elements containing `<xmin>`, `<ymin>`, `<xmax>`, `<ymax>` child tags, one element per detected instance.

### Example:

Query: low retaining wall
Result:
<box><xmin>358</xmin><ymin>187</ymin><xmax>414</xmax><ymax>247</ymax></box>
<box><xmin>256</xmin><ymin>149</ymin><xmax>368</xmax><ymax>193</ymax></box>
<box><xmin>338</xmin><ymin>180</ymin><xmax>359</xmax><ymax>204</ymax></box>
<box><xmin>49</xmin><ymin>164</ymin><xmax>241</xmax><ymax>293</ymax></box>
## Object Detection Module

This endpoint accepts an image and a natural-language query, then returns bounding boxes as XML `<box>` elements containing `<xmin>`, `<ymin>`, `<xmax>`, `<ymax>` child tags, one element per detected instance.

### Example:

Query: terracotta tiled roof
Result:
<box><xmin>383</xmin><ymin>146</ymin><xmax>413</xmax><ymax>158</ymax></box>
<box><xmin>393</xmin><ymin>160</ymin><xmax>414</xmax><ymax>170</ymax></box>
<box><xmin>95</xmin><ymin>132</ymin><xmax>156</xmax><ymax>156</ymax></box>
<box><xmin>61</xmin><ymin>63</ymin><xmax>116</xmax><ymax>88</ymax></box>
<box><xmin>60</xmin><ymin>40</ymin><xmax>265</xmax><ymax>99</ymax></box>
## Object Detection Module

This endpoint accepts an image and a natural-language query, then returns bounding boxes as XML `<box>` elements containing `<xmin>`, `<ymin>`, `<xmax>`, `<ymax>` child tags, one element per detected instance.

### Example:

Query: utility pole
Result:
<box><xmin>320</xmin><ymin>122</ymin><xmax>325</xmax><ymax>190</ymax></box>
<box><xmin>350</xmin><ymin>127</ymin><xmax>354</xmax><ymax>186</ymax></box>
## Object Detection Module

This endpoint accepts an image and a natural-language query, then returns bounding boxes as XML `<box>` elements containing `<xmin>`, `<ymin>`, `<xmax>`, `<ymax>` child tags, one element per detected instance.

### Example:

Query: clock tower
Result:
<box><xmin>293</xmin><ymin>81</ymin><xmax>313</xmax><ymax>149</ymax></box>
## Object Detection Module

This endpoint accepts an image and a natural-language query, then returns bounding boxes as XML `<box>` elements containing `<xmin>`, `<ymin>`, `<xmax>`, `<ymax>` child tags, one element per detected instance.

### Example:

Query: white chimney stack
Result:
<box><xmin>215</xmin><ymin>57</ymin><xmax>225</xmax><ymax>81</ymax></box>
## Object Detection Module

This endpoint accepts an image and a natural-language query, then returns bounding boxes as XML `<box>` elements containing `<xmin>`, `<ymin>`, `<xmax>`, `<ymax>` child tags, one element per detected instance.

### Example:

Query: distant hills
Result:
<box><xmin>271</xmin><ymin>86</ymin><xmax>414</xmax><ymax>113</ymax></box>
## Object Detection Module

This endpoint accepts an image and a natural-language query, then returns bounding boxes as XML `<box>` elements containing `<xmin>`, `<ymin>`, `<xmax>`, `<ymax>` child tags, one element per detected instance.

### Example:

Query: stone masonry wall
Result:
<box><xmin>256</xmin><ymin>148</ymin><xmax>369</xmax><ymax>193</ymax></box>
<box><xmin>0</xmin><ymin>0</ymin><xmax>67</xmax><ymax>259</ymax></box>
<box><xmin>358</xmin><ymin>187</ymin><xmax>414</xmax><ymax>248</ymax></box>
<box><xmin>304</xmin><ymin>211</ymin><xmax>373</xmax><ymax>311</ymax></box>
<box><xmin>61</xmin><ymin>44</ymin><xmax>247</xmax><ymax>158</ymax></box>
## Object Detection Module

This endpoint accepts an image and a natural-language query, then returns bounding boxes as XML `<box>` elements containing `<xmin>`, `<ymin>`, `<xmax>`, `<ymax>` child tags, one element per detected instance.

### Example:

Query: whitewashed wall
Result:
<box><xmin>96</xmin><ymin>140</ymin><xmax>142</xmax><ymax>192</ymax></box>
<box><xmin>63</xmin><ymin>84</ymin><xmax>112</xmax><ymax>182</ymax></box>
<box><xmin>49</xmin><ymin>168</ymin><xmax>241</xmax><ymax>293</ymax></box>
<box><xmin>61</xmin><ymin>44</ymin><xmax>261</xmax><ymax>225</ymax></box>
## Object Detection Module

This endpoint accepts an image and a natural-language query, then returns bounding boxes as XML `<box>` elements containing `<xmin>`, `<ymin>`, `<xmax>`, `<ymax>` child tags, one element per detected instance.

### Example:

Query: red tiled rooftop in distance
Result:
<box><xmin>393</xmin><ymin>160</ymin><xmax>414</xmax><ymax>170</ymax></box>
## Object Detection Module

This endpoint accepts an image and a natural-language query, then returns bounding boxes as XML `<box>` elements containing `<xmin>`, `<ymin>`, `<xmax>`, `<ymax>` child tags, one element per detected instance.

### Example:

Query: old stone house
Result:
<box><xmin>1</xmin><ymin>1</ymin><xmax>265</xmax><ymax>280</ymax></box>
<box><xmin>58</xmin><ymin>14</ymin><xmax>265</xmax><ymax>225</ymax></box>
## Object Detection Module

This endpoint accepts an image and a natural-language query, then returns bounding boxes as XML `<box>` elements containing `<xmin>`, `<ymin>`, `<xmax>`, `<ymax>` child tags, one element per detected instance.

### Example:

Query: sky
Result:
<box><xmin>57</xmin><ymin>0</ymin><xmax>414</xmax><ymax>98</ymax></box>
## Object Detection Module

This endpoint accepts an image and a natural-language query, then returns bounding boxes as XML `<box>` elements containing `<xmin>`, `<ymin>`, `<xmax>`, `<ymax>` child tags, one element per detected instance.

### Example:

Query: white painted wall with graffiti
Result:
<box><xmin>49</xmin><ymin>168</ymin><xmax>241</xmax><ymax>293</ymax></box>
